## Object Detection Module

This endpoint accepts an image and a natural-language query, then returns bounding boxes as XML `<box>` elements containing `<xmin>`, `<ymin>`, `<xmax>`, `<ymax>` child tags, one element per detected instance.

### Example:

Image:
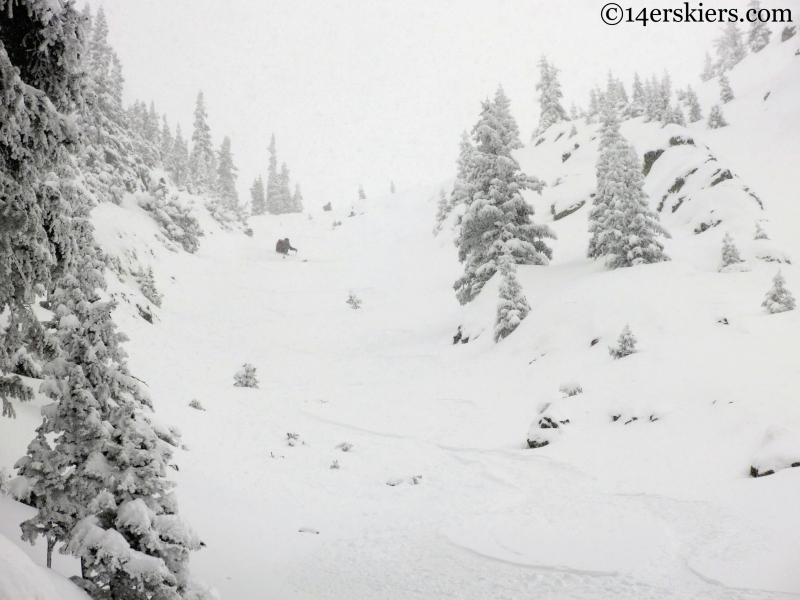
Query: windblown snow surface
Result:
<box><xmin>2</xmin><ymin>34</ymin><xmax>800</xmax><ymax>600</ymax></box>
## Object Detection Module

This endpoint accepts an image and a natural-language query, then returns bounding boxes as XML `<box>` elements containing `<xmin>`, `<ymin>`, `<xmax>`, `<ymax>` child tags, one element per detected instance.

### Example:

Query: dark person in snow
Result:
<box><xmin>276</xmin><ymin>238</ymin><xmax>297</xmax><ymax>255</ymax></box>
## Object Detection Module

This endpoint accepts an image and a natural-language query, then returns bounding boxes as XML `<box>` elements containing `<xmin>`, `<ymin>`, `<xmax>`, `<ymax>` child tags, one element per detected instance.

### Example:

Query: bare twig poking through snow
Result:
<box><xmin>762</xmin><ymin>270</ymin><xmax>796</xmax><ymax>314</ymax></box>
<box><xmin>188</xmin><ymin>399</ymin><xmax>205</xmax><ymax>411</ymax></box>
<box><xmin>330</xmin><ymin>460</ymin><xmax>340</xmax><ymax>469</ymax></box>
<box><xmin>609</xmin><ymin>325</ymin><xmax>638</xmax><ymax>359</ymax></box>
<box><xmin>234</xmin><ymin>363</ymin><xmax>259</xmax><ymax>388</ymax></box>
<box><xmin>559</xmin><ymin>382</ymin><xmax>583</xmax><ymax>397</ymax></box>
<box><xmin>336</xmin><ymin>442</ymin><xmax>353</xmax><ymax>452</ymax></box>
<box><xmin>346</xmin><ymin>291</ymin><xmax>362</xmax><ymax>309</ymax></box>
<box><xmin>298</xmin><ymin>527</ymin><xmax>319</xmax><ymax>534</ymax></box>
<box><xmin>411</xmin><ymin>475</ymin><xmax>423</xmax><ymax>485</ymax></box>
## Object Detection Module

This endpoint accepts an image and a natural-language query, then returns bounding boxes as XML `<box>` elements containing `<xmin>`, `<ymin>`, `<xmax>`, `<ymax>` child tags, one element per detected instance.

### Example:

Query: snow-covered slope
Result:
<box><xmin>1</xmin><ymin>30</ymin><xmax>799</xmax><ymax>600</ymax></box>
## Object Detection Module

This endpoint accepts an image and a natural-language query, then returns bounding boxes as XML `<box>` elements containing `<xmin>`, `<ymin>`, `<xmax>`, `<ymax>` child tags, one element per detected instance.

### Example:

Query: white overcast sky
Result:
<box><xmin>83</xmin><ymin>0</ymin><xmax>784</xmax><ymax>207</ymax></box>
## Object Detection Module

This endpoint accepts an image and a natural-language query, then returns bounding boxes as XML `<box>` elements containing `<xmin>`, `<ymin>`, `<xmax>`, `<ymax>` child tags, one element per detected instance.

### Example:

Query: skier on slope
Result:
<box><xmin>275</xmin><ymin>238</ymin><xmax>298</xmax><ymax>256</ymax></box>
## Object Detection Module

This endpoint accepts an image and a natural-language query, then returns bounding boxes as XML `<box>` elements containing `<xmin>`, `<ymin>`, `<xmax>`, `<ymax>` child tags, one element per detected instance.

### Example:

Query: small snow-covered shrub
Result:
<box><xmin>609</xmin><ymin>325</ymin><xmax>637</xmax><ymax>359</ymax></box>
<box><xmin>411</xmin><ymin>475</ymin><xmax>423</xmax><ymax>485</ymax></box>
<box><xmin>234</xmin><ymin>363</ymin><xmax>259</xmax><ymax>388</ymax></box>
<box><xmin>287</xmin><ymin>432</ymin><xmax>300</xmax><ymax>446</ymax></box>
<box><xmin>137</xmin><ymin>267</ymin><xmax>163</xmax><ymax>307</ymax></box>
<box><xmin>336</xmin><ymin>442</ymin><xmax>353</xmax><ymax>452</ymax></box>
<box><xmin>754</xmin><ymin>222</ymin><xmax>769</xmax><ymax>240</ymax></box>
<box><xmin>346</xmin><ymin>291</ymin><xmax>362</xmax><ymax>309</ymax></box>
<box><xmin>138</xmin><ymin>192</ymin><xmax>203</xmax><ymax>253</ymax></box>
<box><xmin>781</xmin><ymin>26</ymin><xmax>796</xmax><ymax>41</ymax></box>
<box><xmin>707</xmin><ymin>104</ymin><xmax>728</xmax><ymax>129</ymax></box>
<box><xmin>719</xmin><ymin>232</ymin><xmax>748</xmax><ymax>272</ymax></box>
<box><xmin>188</xmin><ymin>399</ymin><xmax>205</xmax><ymax>411</ymax></box>
<box><xmin>330</xmin><ymin>460</ymin><xmax>340</xmax><ymax>469</ymax></box>
<box><xmin>559</xmin><ymin>382</ymin><xmax>583</xmax><ymax>397</ymax></box>
<box><xmin>762</xmin><ymin>270</ymin><xmax>796</xmax><ymax>314</ymax></box>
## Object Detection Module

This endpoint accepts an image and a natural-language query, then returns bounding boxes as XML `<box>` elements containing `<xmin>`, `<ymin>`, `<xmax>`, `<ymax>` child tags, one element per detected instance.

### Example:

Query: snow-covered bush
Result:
<box><xmin>287</xmin><ymin>432</ymin><xmax>300</xmax><ymax>446</ymax></box>
<box><xmin>559</xmin><ymin>382</ymin><xmax>583</xmax><ymax>397</ymax></box>
<box><xmin>347</xmin><ymin>291</ymin><xmax>362</xmax><ymax>309</ymax></box>
<box><xmin>719</xmin><ymin>232</ymin><xmax>746</xmax><ymax>272</ymax></box>
<box><xmin>762</xmin><ymin>271</ymin><xmax>796</xmax><ymax>314</ymax></box>
<box><xmin>138</xmin><ymin>191</ymin><xmax>203</xmax><ymax>253</ymax></box>
<box><xmin>233</xmin><ymin>363</ymin><xmax>259</xmax><ymax>388</ymax></box>
<box><xmin>189</xmin><ymin>399</ymin><xmax>205</xmax><ymax>411</ymax></box>
<box><xmin>707</xmin><ymin>104</ymin><xmax>729</xmax><ymax>129</ymax></box>
<box><xmin>137</xmin><ymin>266</ymin><xmax>163</xmax><ymax>307</ymax></box>
<box><xmin>754</xmin><ymin>222</ymin><xmax>769</xmax><ymax>240</ymax></box>
<box><xmin>609</xmin><ymin>325</ymin><xmax>638</xmax><ymax>359</ymax></box>
<box><xmin>781</xmin><ymin>26</ymin><xmax>796</xmax><ymax>42</ymax></box>
<box><xmin>336</xmin><ymin>442</ymin><xmax>353</xmax><ymax>452</ymax></box>
<box><xmin>330</xmin><ymin>460</ymin><xmax>340</xmax><ymax>469</ymax></box>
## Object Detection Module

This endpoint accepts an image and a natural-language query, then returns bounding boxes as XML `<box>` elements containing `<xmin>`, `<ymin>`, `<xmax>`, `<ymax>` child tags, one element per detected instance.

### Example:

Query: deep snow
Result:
<box><xmin>1</xmin><ymin>30</ymin><xmax>800</xmax><ymax>600</ymax></box>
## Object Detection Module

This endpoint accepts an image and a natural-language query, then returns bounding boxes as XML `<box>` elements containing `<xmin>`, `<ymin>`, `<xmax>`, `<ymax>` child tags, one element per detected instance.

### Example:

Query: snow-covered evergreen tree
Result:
<box><xmin>250</xmin><ymin>176</ymin><xmax>267</xmax><ymax>215</ymax></box>
<box><xmin>277</xmin><ymin>163</ymin><xmax>292</xmax><ymax>213</ymax></box>
<box><xmin>701</xmin><ymin>52</ymin><xmax>717</xmax><ymax>82</ymax></box>
<box><xmin>79</xmin><ymin>6</ymin><xmax>145</xmax><ymax>204</ymax></box>
<box><xmin>719</xmin><ymin>232</ymin><xmax>744</xmax><ymax>271</ymax></box>
<box><xmin>234</xmin><ymin>364</ymin><xmax>259</xmax><ymax>388</ymax></box>
<box><xmin>189</xmin><ymin>91</ymin><xmax>217</xmax><ymax>196</ymax></box>
<box><xmin>609</xmin><ymin>325</ymin><xmax>637</xmax><ymax>359</ymax></box>
<box><xmin>137</xmin><ymin>266</ymin><xmax>163</xmax><ymax>307</ymax></box>
<box><xmin>568</xmin><ymin>124</ymin><xmax>578</xmax><ymax>138</ymax></box>
<box><xmin>358</xmin><ymin>185</ymin><xmax>367</xmax><ymax>201</ymax></box>
<box><xmin>454</xmin><ymin>86</ymin><xmax>553</xmax><ymax>304</ymax></box>
<box><xmin>762</xmin><ymin>271</ymin><xmax>796</xmax><ymax>313</ymax></box>
<box><xmin>719</xmin><ymin>73</ymin><xmax>734</xmax><ymax>103</ymax></box>
<box><xmin>160</xmin><ymin>116</ymin><xmax>173</xmax><ymax>171</ymax></box>
<box><xmin>494</xmin><ymin>250</ymin><xmax>530</xmax><ymax>342</ymax></box>
<box><xmin>266</xmin><ymin>135</ymin><xmax>282</xmax><ymax>214</ymax></box>
<box><xmin>685</xmin><ymin>85</ymin><xmax>703</xmax><ymax>122</ymax></box>
<box><xmin>707</xmin><ymin>104</ymin><xmax>729</xmax><ymax>129</ymax></box>
<box><xmin>628</xmin><ymin>72</ymin><xmax>646</xmax><ymax>118</ymax></box>
<box><xmin>747</xmin><ymin>1</ymin><xmax>772</xmax><ymax>52</ymax></box>
<box><xmin>171</xmin><ymin>124</ymin><xmax>190</xmax><ymax>188</ymax></box>
<box><xmin>216</xmin><ymin>136</ymin><xmax>239</xmax><ymax>211</ymax></box>
<box><xmin>664</xmin><ymin>102</ymin><xmax>686</xmax><ymax>127</ymax></box>
<box><xmin>291</xmin><ymin>184</ymin><xmax>304</xmax><ymax>213</ymax></box>
<box><xmin>588</xmin><ymin>101</ymin><xmax>670</xmax><ymax>268</ymax></box>
<box><xmin>433</xmin><ymin>188</ymin><xmax>451</xmax><ymax>235</ymax></box>
<box><xmin>714</xmin><ymin>23</ymin><xmax>748</xmax><ymax>73</ymax></box>
<box><xmin>0</xmin><ymin>0</ymin><xmax>84</xmax><ymax>419</ymax></box>
<box><xmin>450</xmin><ymin>131</ymin><xmax>475</xmax><ymax>213</ymax></box>
<box><xmin>532</xmin><ymin>56</ymin><xmax>567</xmax><ymax>138</ymax></box>
<box><xmin>754</xmin><ymin>222</ymin><xmax>770</xmax><ymax>240</ymax></box>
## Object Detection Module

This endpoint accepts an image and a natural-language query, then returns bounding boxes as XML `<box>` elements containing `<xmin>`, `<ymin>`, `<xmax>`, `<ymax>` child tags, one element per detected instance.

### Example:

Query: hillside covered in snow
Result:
<box><xmin>1</xmin><ymin>2</ymin><xmax>800</xmax><ymax>599</ymax></box>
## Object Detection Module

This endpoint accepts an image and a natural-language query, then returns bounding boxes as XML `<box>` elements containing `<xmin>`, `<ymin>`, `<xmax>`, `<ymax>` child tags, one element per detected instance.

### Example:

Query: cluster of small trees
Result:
<box><xmin>0</xmin><ymin>3</ymin><xmax>207</xmax><ymax>599</ymax></box>
<box><xmin>250</xmin><ymin>135</ymin><xmax>303</xmax><ymax>215</ymax></box>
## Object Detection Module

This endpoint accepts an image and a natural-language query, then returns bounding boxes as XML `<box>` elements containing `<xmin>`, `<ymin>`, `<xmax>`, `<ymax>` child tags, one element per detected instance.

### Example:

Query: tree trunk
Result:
<box><xmin>46</xmin><ymin>537</ymin><xmax>55</xmax><ymax>568</ymax></box>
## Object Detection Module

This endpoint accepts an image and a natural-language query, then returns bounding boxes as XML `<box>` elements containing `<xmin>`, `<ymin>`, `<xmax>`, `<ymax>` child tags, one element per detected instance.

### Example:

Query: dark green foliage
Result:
<box><xmin>642</xmin><ymin>149</ymin><xmax>664</xmax><ymax>176</ymax></box>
